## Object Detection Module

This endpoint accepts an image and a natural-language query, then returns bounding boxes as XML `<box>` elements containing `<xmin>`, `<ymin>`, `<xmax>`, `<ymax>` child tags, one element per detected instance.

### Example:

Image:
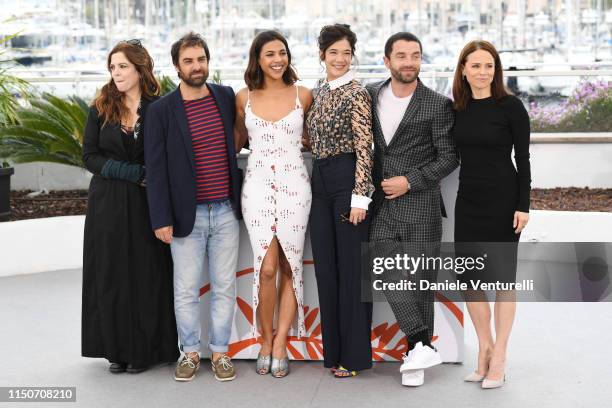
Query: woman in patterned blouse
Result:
<box><xmin>305</xmin><ymin>24</ymin><xmax>374</xmax><ymax>378</ymax></box>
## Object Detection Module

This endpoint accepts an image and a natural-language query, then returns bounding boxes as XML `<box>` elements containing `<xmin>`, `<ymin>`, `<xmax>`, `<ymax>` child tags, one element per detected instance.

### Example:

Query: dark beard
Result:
<box><xmin>390</xmin><ymin>67</ymin><xmax>419</xmax><ymax>84</ymax></box>
<box><xmin>179</xmin><ymin>71</ymin><xmax>208</xmax><ymax>87</ymax></box>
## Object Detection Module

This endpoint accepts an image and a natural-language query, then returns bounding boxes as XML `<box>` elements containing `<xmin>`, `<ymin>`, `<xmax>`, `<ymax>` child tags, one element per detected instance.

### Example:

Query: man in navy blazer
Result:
<box><xmin>144</xmin><ymin>32</ymin><xmax>242</xmax><ymax>383</ymax></box>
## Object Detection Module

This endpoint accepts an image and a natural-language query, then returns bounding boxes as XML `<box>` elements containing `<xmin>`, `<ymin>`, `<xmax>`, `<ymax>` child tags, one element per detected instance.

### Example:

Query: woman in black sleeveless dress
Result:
<box><xmin>452</xmin><ymin>40</ymin><xmax>531</xmax><ymax>389</ymax></box>
<box><xmin>82</xmin><ymin>41</ymin><xmax>179</xmax><ymax>373</ymax></box>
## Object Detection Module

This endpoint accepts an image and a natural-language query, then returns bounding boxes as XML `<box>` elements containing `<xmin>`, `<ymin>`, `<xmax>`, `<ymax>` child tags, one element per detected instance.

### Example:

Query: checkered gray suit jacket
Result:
<box><xmin>366</xmin><ymin>78</ymin><xmax>459</xmax><ymax>226</ymax></box>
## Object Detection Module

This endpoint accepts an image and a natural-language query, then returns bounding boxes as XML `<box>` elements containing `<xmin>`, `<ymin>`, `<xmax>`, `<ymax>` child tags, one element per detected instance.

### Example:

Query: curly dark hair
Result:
<box><xmin>317</xmin><ymin>23</ymin><xmax>357</xmax><ymax>59</ymax></box>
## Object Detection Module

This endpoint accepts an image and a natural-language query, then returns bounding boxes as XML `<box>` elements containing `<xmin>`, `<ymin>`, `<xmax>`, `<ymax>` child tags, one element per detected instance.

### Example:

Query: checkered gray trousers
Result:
<box><xmin>369</xmin><ymin>202</ymin><xmax>442</xmax><ymax>340</ymax></box>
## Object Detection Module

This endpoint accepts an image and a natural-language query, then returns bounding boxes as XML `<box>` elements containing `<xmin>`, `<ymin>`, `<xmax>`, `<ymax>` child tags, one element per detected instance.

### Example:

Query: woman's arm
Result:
<box><xmin>234</xmin><ymin>88</ymin><xmax>249</xmax><ymax>152</ymax></box>
<box><xmin>299</xmin><ymin>86</ymin><xmax>314</xmax><ymax>151</ymax></box>
<box><xmin>82</xmin><ymin>106</ymin><xmax>143</xmax><ymax>183</ymax></box>
<box><xmin>350</xmin><ymin>87</ymin><xmax>374</xmax><ymax>208</ymax></box>
<box><xmin>508</xmin><ymin>96</ymin><xmax>531</xmax><ymax>213</ymax></box>
<box><xmin>82</xmin><ymin>107</ymin><xmax>108</xmax><ymax>175</ymax></box>
<box><xmin>508</xmin><ymin>96</ymin><xmax>531</xmax><ymax>233</ymax></box>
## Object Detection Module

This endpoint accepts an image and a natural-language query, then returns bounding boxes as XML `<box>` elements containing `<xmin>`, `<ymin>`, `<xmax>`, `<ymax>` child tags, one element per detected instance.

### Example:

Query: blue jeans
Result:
<box><xmin>170</xmin><ymin>200</ymin><xmax>239</xmax><ymax>354</ymax></box>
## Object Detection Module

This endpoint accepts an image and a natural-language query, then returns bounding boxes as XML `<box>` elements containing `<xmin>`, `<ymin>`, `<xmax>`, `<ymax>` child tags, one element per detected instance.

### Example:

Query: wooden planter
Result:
<box><xmin>0</xmin><ymin>167</ymin><xmax>14</xmax><ymax>221</ymax></box>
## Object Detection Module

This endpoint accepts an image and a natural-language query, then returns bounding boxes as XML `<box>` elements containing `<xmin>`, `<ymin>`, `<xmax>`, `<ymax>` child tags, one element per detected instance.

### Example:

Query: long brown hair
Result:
<box><xmin>244</xmin><ymin>30</ymin><xmax>298</xmax><ymax>90</ymax></box>
<box><xmin>452</xmin><ymin>40</ymin><xmax>509</xmax><ymax>111</ymax></box>
<box><xmin>93</xmin><ymin>41</ymin><xmax>160</xmax><ymax>127</ymax></box>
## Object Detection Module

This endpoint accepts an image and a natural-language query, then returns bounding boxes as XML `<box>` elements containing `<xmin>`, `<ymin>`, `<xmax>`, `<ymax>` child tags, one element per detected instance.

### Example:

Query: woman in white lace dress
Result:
<box><xmin>234</xmin><ymin>30</ymin><xmax>313</xmax><ymax>378</ymax></box>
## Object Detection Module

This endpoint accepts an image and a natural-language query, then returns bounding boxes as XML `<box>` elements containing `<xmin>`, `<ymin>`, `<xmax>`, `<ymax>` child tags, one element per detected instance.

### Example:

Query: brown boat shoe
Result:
<box><xmin>174</xmin><ymin>354</ymin><xmax>200</xmax><ymax>382</ymax></box>
<box><xmin>211</xmin><ymin>353</ymin><xmax>236</xmax><ymax>382</ymax></box>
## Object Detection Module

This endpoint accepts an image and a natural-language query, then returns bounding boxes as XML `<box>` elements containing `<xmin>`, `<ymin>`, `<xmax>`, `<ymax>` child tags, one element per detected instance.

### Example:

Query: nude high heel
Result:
<box><xmin>465</xmin><ymin>350</ymin><xmax>492</xmax><ymax>382</ymax></box>
<box><xmin>482</xmin><ymin>374</ymin><xmax>506</xmax><ymax>389</ymax></box>
<box><xmin>482</xmin><ymin>358</ymin><xmax>506</xmax><ymax>389</ymax></box>
<box><xmin>464</xmin><ymin>372</ymin><xmax>486</xmax><ymax>382</ymax></box>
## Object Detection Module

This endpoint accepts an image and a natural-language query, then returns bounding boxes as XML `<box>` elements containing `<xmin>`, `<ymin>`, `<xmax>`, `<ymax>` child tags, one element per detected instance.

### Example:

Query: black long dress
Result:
<box><xmin>82</xmin><ymin>98</ymin><xmax>179</xmax><ymax>368</ymax></box>
<box><xmin>453</xmin><ymin>95</ymin><xmax>531</xmax><ymax>283</ymax></box>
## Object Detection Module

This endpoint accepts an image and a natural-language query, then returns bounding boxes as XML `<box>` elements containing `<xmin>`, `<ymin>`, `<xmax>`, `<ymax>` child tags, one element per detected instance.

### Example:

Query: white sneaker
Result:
<box><xmin>400</xmin><ymin>342</ymin><xmax>442</xmax><ymax>372</ymax></box>
<box><xmin>402</xmin><ymin>369</ymin><xmax>424</xmax><ymax>386</ymax></box>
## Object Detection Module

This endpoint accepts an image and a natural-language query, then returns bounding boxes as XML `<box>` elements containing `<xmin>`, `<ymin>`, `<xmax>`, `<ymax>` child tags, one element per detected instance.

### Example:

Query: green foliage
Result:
<box><xmin>0</xmin><ymin>93</ymin><xmax>88</xmax><ymax>168</ymax></box>
<box><xmin>211</xmin><ymin>70</ymin><xmax>222</xmax><ymax>85</ymax></box>
<box><xmin>158</xmin><ymin>75</ymin><xmax>177</xmax><ymax>95</ymax></box>
<box><xmin>0</xmin><ymin>30</ymin><xmax>32</xmax><ymax>126</ymax></box>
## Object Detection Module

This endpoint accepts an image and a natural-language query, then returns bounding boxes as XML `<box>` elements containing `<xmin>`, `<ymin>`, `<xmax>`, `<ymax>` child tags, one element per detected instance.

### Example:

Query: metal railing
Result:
<box><xmin>8</xmin><ymin>64</ymin><xmax>612</xmax><ymax>99</ymax></box>
<box><xmin>11</xmin><ymin>64</ymin><xmax>612</xmax><ymax>83</ymax></box>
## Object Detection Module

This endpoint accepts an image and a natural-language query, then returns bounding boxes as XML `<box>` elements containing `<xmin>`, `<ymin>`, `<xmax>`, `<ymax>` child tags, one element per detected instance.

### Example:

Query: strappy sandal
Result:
<box><xmin>334</xmin><ymin>365</ymin><xmax>358</xmax><ymax>378</ymax></box>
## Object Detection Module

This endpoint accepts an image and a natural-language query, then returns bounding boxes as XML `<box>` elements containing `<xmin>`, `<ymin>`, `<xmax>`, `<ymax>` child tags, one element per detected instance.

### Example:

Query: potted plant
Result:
<box><xmin>0</xmin><ymin>162</ymin><xmax>13</xmax><ymax>221</ymax></box>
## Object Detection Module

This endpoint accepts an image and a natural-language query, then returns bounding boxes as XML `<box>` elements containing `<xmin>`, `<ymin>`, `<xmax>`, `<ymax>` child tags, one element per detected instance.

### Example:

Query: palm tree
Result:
<box><xmin>0</xmin><ymin>30</ymin><xmax>31</xmax><ymax>126</ymax></box>
<box><xmin>159</xmin><ymin>75</ymin><xmax>177</xmax><ymax>95</ymax></box>
<box><xmin>0</xmin><ymin>73</ymin><xmax>221</xmax><ymax>169</ymax></box>
<box><xmin>0</xmin><ymin>93</ymin><xmax>88</xmax><ymax>168</ymax></box>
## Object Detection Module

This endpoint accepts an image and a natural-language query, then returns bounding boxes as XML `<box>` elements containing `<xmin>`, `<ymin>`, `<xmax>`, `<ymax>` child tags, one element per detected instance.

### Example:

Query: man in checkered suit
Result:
<box><xmin>366</xmin><ymin>32</ymin><xmax>459</xmax><ymax>387</ymax></box>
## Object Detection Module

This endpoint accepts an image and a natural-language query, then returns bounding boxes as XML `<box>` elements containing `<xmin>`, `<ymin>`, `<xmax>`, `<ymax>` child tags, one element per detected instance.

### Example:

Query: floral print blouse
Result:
<box><xmin>306</xmin><ymin>72</ymin><xmax>374</xmax><ymax>200</ymax></box>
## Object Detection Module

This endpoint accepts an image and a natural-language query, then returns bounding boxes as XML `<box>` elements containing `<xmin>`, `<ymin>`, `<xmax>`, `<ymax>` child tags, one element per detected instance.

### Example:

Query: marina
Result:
<box><xmin>1</xmin><ymin>0</ymin><xmax>611</xmax><ymax>99</ymax></box>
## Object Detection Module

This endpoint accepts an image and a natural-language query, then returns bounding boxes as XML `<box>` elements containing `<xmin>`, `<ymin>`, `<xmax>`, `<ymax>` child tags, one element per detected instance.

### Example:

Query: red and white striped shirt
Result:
<box><xmin>183</xmin><ymin>95</ymin><xmax>231</xmax><ymax>203</ymax></box>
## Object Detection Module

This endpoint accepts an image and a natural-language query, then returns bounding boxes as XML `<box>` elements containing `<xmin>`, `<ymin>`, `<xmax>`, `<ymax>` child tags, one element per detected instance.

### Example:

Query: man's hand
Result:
<box><xmin>382</xmin><ymin>176</ymin><xmax>410</xmax><ymax>199</ymax></box>
<box><xmin>155</xmin><ymin>226</ymin><xmax>173</xmax><ymax>244</ymax></box>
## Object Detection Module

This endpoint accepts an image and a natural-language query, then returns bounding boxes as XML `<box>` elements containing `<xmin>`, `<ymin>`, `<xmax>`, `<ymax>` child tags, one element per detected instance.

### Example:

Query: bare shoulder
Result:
<box><xmin>235</xmin><ymin>87</ymin><xmax>249</xmax><ymax>112</ymax></box>
<box><xmin>236</xmin><ymin>87</ymin><xmax>249</xmax><ymax>103</ymax></box>
<box><xmin>297</xmin><ymin>85</ymin><xmax>313</xmax><ymax>107</ymax></box>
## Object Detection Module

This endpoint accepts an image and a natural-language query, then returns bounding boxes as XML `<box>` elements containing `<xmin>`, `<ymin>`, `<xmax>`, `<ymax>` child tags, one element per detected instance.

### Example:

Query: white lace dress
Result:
<box><xmin>241</xmin><ymin>86</ymin><xmax>312</xmax><ymax>338</ymax></box>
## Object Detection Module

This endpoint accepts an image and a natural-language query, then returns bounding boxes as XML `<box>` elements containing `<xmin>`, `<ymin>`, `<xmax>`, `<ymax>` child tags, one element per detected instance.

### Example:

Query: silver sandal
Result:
<box><xmin>256</xmin><ymin>353</ymin><xmax>272</xmax><ymax>375</ymax></box>
<box><xmin>271</xmin><ymin>357</ymin><xmax>290</xmax><ymax>378</ymax></box>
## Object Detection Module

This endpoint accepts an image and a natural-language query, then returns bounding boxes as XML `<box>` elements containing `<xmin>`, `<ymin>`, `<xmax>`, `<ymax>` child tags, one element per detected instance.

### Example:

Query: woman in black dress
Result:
<box><xmin>452</xmin><ymin>40</ymin><xmax>531</xmax><ymax>389</ymax></box>
<box><xmin>82</xmin><ymin>40</ymin><xmax>179</xmax><ymax>373</ymax></box>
